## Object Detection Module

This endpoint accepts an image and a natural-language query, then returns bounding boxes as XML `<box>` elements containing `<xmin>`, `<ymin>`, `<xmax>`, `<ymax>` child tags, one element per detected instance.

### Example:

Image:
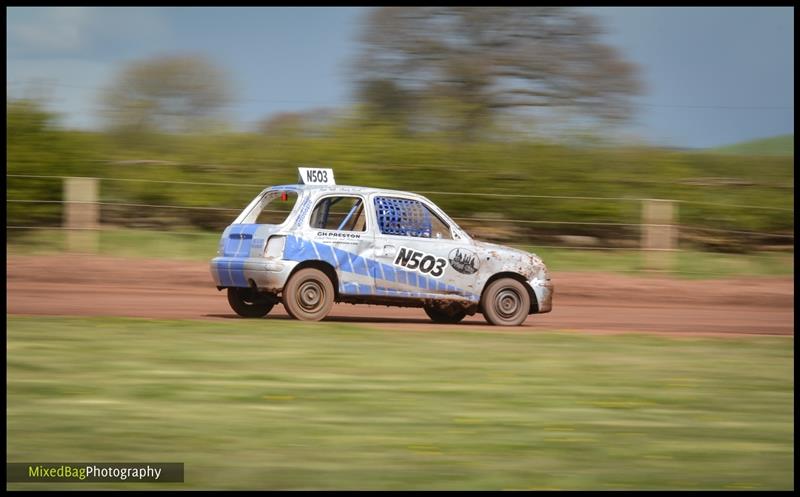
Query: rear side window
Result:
<box><xmin>235</xmin><ymin>190</ymin><xmax>298</xmax><ymax>225</ymax></box>
<box><xmin>309</xmin><ymin>196</ymin><xmax>367</xmax><ymax>231</ymax></box>
<box><xmin>373</xmin><ymin>196</ymin><xmax>452</xmax><ymax>239</ymax></box>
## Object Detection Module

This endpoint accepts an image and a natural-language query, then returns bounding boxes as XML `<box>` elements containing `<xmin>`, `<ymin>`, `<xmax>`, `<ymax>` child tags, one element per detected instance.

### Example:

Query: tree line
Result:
<box><xmin>92</xmin><ymin>7</ymin><xmax>641</xmax><ymax>138</ymax></box>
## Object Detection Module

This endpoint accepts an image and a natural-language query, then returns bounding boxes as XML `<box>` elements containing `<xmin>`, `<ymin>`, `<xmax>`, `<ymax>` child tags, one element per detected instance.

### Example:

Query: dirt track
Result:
<box><xmin>7</xmin><ymin>254</ymin><xmax>794</xmax><ymax>336</ymax></box>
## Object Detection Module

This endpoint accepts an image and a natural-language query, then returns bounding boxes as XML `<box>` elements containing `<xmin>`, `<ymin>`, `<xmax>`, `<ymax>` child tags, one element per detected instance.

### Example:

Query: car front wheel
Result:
<box><xmin>482</xmin><ymin>278</ymin><xmax>531</xmax><ymax>326</ymax></box>
<box><xmin>283</xmin><ymin>268</ymin><xmax>335</xmax><ymax>321</ymax></box>
<box><xmin>227</xmin><ymin>287</ymin><xmax>275</xmax><ymax>318</ymax></box>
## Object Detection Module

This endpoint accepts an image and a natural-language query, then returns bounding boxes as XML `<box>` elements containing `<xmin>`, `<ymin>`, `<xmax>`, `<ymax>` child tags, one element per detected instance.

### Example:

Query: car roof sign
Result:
<box><xmin>298</xmin><ymin>167</ymin><xmax>335</xmax><ymax>186</ymax></box>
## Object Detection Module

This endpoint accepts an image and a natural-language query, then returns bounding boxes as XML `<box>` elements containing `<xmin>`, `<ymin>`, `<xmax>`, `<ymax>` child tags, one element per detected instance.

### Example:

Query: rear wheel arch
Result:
<box><xmin>286</xmin><ymin>260</ymin><xmax>339</xmax><ymax>299</ymax></box>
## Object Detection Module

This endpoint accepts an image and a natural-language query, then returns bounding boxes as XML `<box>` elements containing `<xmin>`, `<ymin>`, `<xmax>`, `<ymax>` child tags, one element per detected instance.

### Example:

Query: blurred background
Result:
<box><xmin>6</xmin><ymin>8</ymin><xmax>795</xmax><ymax>491</ymax></box>
<box><xmin>6</xmin><ymin>7</ymin><xmax>794</xmax><ymax>275</ymax></box>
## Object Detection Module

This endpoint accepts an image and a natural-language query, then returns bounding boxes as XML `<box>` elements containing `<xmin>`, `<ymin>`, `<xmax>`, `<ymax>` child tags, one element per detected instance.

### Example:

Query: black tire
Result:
<box><xmin>423</xmin><ymin>303</ymin><xmax>467</xmax><ymax>324</ymax></box>
<box><xmin>482</xmin><ymin>278</ymin><xmax>531</xmax><ymax>326</ymax></box>
<box><xmin>227</xmin><ymin>287</ymin><xmax>275</xmax><ymax>318</ymax></box>
<box><xmin>283</xmin><ymin>268</ymin><xmax>335</xmax><ymax>321</ymax></box>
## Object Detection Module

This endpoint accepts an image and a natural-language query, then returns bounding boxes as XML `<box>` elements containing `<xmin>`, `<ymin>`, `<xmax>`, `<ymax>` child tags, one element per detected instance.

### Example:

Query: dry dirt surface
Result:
<box><xmin>7</xmin><ymin>254</ymin><xmax>794</xmax><ymax>336</ymax></box>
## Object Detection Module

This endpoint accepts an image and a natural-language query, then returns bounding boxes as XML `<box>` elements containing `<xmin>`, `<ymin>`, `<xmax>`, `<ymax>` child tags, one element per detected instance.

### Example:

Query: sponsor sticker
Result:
<box><xmin>292</xmin><ymin>196</ymin><xmax>313</xmax><ymax>229</ymax></box>
<box><xmin>448</xmin><ymin>248</ymin><xmax>479</xmax><ymax>274</ymax></box>
<box><xmin>315</xmin><ymin>231</ymin><xmax>362</xmax><ymax>240</ymax></box>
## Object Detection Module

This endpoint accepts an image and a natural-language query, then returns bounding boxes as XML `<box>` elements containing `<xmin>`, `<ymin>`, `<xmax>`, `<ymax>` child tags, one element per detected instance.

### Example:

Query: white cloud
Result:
<box><xmin>7</xmin><ymin>7</ymin><xmax>173</xmax><ymax>129</ymax></box>
<box><xmin>9</xmin><ymin>7</ymin><xmax>94</xmax><ymax>53</ymax></box>
<box><xmin>7</xmin><ymin>7</ymin><xmax>170</xmax><ymax>57</ymax></box>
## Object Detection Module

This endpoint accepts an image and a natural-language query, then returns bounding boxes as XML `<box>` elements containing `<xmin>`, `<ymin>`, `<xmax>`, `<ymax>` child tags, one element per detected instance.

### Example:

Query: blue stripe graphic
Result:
<box><xmin>218</xmin><ymin>261</ymin><xmax>232</xmax><ymax>286</ymax></box>
<box><xmin>223</xmin><ymin>235</ymin><xmax>239</xmax><ymax>257</ymax></box>
<box><xmin>381</xmin><ymin>263</ymin><xmax>396</xmax><ymax>283</ymax></box>
<box><xmin>351</xmin><ymin>254</ymin><xmax>369</xmax><ymax>276</ymax></box>
<box><xmin>238</xmin><ymin>224</ymin><xmax>258</xmax><ymax>257</ymax></box>
<box><xmin>276</xmin><ymin>235</ymin><xmax>479</xmax><ymax>300</ymax></box>
<box><xmin>315</xmin><ymin>242</ymin><xmax>338</xmax><ymax>267</ymax></box>
<box><xmin>230</xmin><ymin>259</ymin><xmax>248</xmax><ymax>287</ymax></box>
<box><xmin>337</xmin><ymin>248</ymin><xmax>354</xmax><ymax>273</ymax></box>
<box><xmin>367</xmin><ymin>259</ymin><xmax>381</xmax><ymax>279</ymax></box>
<box><xmin>284</xmin><ymin>235</ymin><xmax>317</xmax><ymax>261</ymax></box>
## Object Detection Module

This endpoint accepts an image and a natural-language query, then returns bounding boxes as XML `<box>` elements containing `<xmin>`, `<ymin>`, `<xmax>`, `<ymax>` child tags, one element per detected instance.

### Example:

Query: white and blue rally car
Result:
<box><xmin>210</xmin><ymin>168</ymin><xmax>553</xmax><ymax>325</ymax></box>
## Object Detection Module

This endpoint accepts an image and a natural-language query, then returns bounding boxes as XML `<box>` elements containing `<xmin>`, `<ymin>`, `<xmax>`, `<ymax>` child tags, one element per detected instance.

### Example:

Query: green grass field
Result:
<box><xmin>709</xmin><ymin>134</ymin><xmax>794</xmax><ymax>157</ymax></box>
<box><xmin>7</xmin><ymin>316</ymin><xmax>794</xmax><ymax>490</ymax></box>
<box><xmin>6</xmin><ymin>228</ymin><xmax>794</xmax><ymax>279</ymax></box>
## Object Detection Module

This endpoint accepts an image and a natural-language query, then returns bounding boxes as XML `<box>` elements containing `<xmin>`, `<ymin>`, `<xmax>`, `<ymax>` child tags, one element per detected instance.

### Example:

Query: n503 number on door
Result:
<box><xmin>393</xmin><ymin>247</ymin><xmax>447</xmax><ymax>278</ymax></box>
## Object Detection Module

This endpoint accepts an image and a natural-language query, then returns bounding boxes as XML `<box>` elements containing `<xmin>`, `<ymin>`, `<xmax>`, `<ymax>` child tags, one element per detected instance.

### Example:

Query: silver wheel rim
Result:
<box><xmin>495</xmin><ymin>288</ymin><xmax>522</xmax><ymax>320</ymax></box>
<box><xmin>298</xmin><ymin>280</ymin><xmax>324</xmax><ymax>311</ymax></box>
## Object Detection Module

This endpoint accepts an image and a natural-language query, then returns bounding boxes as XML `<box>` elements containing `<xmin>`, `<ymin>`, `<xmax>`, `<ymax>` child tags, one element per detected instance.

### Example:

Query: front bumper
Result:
<box><xmin>528</xmin><ymin>276</ymin><xmax>553</xmax><ymax>314</ymax></box>
<box><xmin>210</xmin><ymin>257</ymin><xmax>297</xmax><ymax>292</ymax></box>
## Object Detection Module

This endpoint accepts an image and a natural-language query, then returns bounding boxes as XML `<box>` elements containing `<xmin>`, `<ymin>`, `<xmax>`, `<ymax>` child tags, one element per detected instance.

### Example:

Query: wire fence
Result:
<box><xmin>6</xmin><ymin>225</ymin><xmax>794</xmax><ymax>280</ymax></box>
<box><xmin>6</xmin><ymin>171</ymin><xmax>795</xmax><ymax>279</ymax></box>
<box><xmin>6</xmin><ymin>174</ymin><xmax>794</xmax><ymax>253</ymax></box>
<box><xmin>7</xmin><ymin>198</ymin><xmax>795</xmax><ymax>240</ymax></box>
<box><xmin>7</xmin><ymin>173</ymin><xmax>795</xmax><ymax>211</ymax></box>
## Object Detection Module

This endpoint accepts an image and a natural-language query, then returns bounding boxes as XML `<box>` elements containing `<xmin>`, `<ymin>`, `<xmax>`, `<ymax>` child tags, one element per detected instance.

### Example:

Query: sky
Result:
<box><xmin>6</xmin><ymin>6</ymin><xmax>795</xmax><ymax>148</ymax></box>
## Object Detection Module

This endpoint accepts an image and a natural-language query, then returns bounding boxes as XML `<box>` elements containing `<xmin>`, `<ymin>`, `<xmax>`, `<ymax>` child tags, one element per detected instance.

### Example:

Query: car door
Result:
<box><xmin>369</xmin><ymin>194</ymin><xmax>479</xmax><ymax>300</ymax></box>
<box><xmin>303</xmin><ymin>193</ymin><xmax>377</xmax><ymax>296</ymax></box>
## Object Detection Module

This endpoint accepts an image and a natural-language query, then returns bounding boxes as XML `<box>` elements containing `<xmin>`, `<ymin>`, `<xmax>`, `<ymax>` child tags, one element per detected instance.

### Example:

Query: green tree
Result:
<box><xmin>101</xmin><ymin>54</ymin><xmax>232</xmax><ymax>134</ymax></box>
<box><xmin>354</xmin><ymin>7</ymin><xmax>643</xmax><ymax>137</ymax></box>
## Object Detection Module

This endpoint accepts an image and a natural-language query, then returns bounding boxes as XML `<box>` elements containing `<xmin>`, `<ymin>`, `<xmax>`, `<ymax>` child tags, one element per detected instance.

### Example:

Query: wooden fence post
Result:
<box><xmin>64</xmin><ymin>177</ymin><xmax>99</xmax><ymax>253</ymax></box>
<box><xmin>641</xmin><ymin>199</ymin><xmax>677</xmax><ymax>272</ymax></box>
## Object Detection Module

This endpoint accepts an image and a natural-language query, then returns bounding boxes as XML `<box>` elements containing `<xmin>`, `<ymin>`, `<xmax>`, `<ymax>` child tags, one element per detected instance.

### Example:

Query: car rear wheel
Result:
<box><xmin>423</xmin><ymin>303</ymin><xmax>467</xmax><ymax>324</ymax></box>
<box><xmin>482</xmin><ymin>278</ymin><xmax>530</xmax><ymax>326</ymax></box>
<box><xmin>227</xmin><ymin>287</ymin><xmax>275</xmax><ymax>318</ymax></box>
<box><xmin>283</xmin><ymin>268</ymin><xmax>335</xmax><ymax>321</ymax></box>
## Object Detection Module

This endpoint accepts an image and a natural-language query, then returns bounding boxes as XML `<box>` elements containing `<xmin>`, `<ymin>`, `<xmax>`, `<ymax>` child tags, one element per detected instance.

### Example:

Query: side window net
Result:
<box><xmin>374</xmin><ymin>196</ymin><xmax>434</xmax><ymax>237</ymax></box>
